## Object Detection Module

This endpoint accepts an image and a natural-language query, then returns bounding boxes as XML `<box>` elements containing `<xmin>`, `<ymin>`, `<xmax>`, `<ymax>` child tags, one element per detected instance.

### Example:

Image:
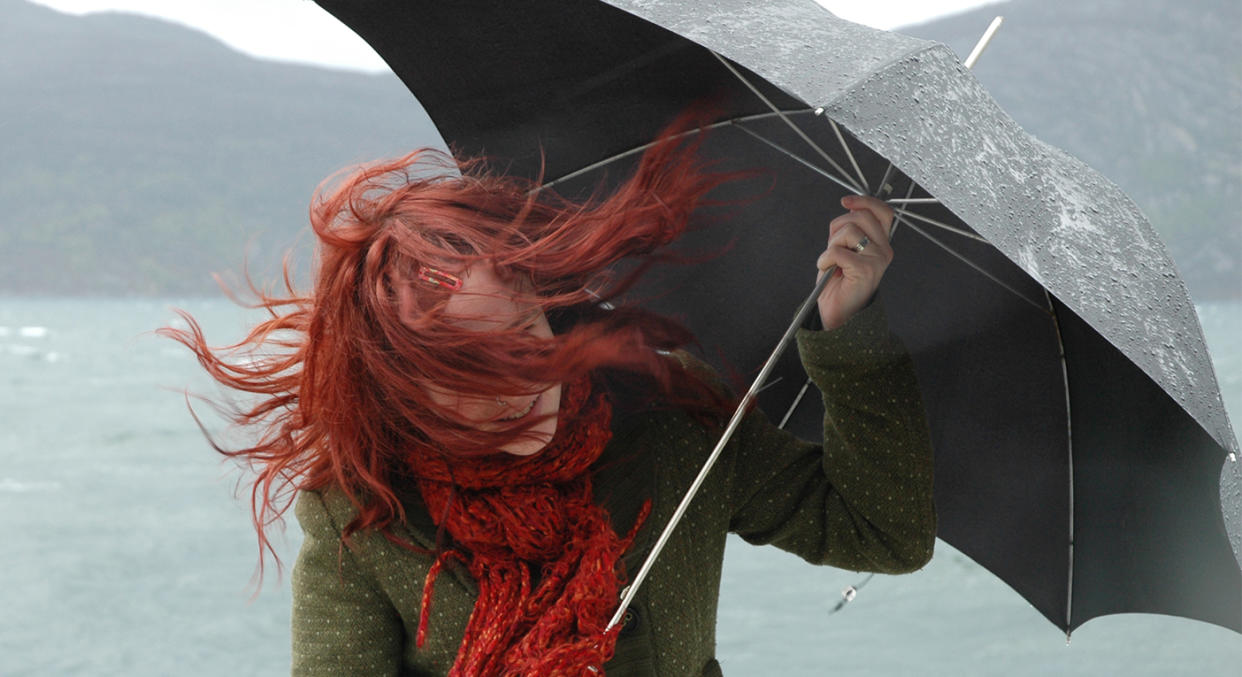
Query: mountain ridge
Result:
<box><xmin>1</xmin><ymin>0</ymin><xmax>440</xmax><ymax>295</ymax></box>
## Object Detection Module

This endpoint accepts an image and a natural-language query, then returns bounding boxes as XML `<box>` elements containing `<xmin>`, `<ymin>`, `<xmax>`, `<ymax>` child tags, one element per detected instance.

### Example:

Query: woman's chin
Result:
<box><xmin>500</xmin><ymin>422</ymin><xmax>556</xmax><ymax>456</ymax></box>
<box><xmin>499</xmin><ymin>384</ymin><xmax>561</xmax><ymax>456</ymax></box>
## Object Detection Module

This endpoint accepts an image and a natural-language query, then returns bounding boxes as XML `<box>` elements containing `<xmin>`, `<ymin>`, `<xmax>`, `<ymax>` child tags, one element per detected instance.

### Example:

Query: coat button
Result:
<box><xmin>620</xmin><ymin>607</ymin><xmax>641</xmax><ymax>637</ymax></box>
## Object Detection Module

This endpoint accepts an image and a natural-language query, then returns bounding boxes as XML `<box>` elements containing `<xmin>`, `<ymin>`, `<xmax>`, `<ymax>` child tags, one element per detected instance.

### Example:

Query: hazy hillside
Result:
<box><xmin>0</xmin><ymin>0</ymin><xmax>441</xmax><ymax>295</ymax></box>
<box><xmin>902</xmin><ymin>0</ymin><xmax>1241</xmax><ymax>300</ymax></box>
<box><xmin>1</xmin><ymin>0</ymin><xmax>1238</xmax><ymax>298</ymax></box>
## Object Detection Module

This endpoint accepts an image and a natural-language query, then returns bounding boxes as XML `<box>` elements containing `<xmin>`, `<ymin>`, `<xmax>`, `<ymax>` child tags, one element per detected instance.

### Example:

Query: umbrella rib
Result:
<box><xmin>881</xmin><ymin>166</ymin><xmax>918</xmax><ymax>239</ymax></box>
<box><xmin>891</xmin><ymin>207</ymin><xmax>991</xmax><ymax>244</ymax></box>
<box><xmin>709</xmin><ymin>51</ymin><xmax>864</xmax><ymax>193</ymax></box>
<box><xmin>825</xmin><ymin>115</ymin><xmax>871</xmax><ymax>193</ymax></box>
<box><xmin>1044</xmin><ymin>290</ymin><xmax>1076</xmax><ymax>635</ymax></box>
<box><xmin>732</xmin><ymin>123</ymin><xmax>864</xmax><ymax>195</ymax></box>
<box><xmin>778</xmin><ymin>378</ymin><xmax>813</xmax><ymax>429</ymax></box>
<box><xmin>535</xmin><ymin>109</ymin><xmax>816</xmax><ymax>193</ymax></box>
<box><xmin>888</xmin><ymin>198</ymin><xmax>941</xmax><ymax>205</ymax></box>
<box><xmin>901</xmin><ymin>220</ymin><xmax>1050</xmax><ymax>314</ymax></box>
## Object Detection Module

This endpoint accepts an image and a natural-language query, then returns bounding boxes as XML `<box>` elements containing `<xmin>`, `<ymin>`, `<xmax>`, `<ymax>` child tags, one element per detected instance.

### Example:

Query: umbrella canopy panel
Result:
<box><xmin>314</xmin><ymin>0</ymin><xmax>1242</xmax><ymax>633</ymax></box>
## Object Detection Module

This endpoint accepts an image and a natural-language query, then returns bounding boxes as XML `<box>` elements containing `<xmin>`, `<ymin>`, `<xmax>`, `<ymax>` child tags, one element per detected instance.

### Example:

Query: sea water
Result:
<box><xmin>1</xmin><ymin>298</ymin><xmax>1239</xmax><ymax>676</ymax></box>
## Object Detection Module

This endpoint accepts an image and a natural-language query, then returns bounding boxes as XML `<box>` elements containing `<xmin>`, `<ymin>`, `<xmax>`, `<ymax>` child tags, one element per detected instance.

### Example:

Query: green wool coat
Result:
<box><xmin>291</xmin><ymin>304</ymin><xmax>936</xmax><ymax>676</ymax></box>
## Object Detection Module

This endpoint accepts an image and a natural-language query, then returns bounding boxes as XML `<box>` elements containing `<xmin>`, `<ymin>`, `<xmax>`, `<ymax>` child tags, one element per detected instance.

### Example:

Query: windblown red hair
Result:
<box><xmin>162</xmin><ymin>115</ymin><xmax>740</xmax><ymax>571</ymax></box>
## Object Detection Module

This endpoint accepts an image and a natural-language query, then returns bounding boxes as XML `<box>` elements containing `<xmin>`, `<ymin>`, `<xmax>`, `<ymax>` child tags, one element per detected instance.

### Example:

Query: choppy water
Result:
<box><xmin>2</xmin><ymin>298</ymin><xmax>1239</xmax><ymax>676</ymax></box>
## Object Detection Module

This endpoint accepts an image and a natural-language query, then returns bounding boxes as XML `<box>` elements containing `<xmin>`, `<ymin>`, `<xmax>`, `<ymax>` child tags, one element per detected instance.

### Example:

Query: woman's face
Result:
<box><xmin>427</xmin><ymin>264</ymin><xmax>562</xmax><ymax>456</ymax></box>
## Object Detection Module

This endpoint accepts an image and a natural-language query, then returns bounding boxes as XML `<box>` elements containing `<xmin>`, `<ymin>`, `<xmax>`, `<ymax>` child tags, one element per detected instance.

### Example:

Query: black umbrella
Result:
<box><xmin>312</xmin><ymin>0</ymin><xmax>1242</xmax><ymax>635</ymax></box>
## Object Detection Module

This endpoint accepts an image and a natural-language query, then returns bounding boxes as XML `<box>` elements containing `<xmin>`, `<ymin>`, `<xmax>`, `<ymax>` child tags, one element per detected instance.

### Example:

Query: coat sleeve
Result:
<box><xmin>291</xmin><ymin>490</ymin><xmax>405</xmax><ymax>676</ymax></box>
<box><xmin>724</xmin><ymin>302</ymin><xmax>936</xmax><ymax>573</ymax></box>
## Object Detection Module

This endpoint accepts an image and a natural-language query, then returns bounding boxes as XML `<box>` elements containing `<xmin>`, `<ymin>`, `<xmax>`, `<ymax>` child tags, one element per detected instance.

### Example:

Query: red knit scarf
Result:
<box><xmin>413</xmin><ymin>377</ymin><xmax>647</xmax><ymax>676</ymax></box>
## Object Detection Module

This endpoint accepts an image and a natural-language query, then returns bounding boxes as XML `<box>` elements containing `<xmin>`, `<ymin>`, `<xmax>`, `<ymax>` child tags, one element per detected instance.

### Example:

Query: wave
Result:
<box><xmin>0</xmin><ymin>478</ymin><xmax>63</xmax><ymax>493</ymax></box>
<box><xmin>0</xmin><ymin>326</ymin><xmax>50</xmax><ymax>339</ymax></box>
<box><xmin>2</xmin><ymin>344</ymin><xmax>64</xmax><ymax>362</ymax></box>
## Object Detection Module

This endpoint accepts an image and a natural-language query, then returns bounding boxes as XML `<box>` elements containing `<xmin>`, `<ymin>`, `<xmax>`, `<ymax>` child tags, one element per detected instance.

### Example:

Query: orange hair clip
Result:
<box><xmin>417</xmin><ymin>265</ymin><xmax>463</xmax><ymax>291</ymax></box>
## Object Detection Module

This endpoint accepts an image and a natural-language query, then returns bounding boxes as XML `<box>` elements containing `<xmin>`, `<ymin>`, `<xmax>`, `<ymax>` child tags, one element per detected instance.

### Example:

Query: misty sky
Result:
<box><xmin>28</xmin><ymin>0</ymin><xmax>1008</xmax><ymax>72</ymax></box>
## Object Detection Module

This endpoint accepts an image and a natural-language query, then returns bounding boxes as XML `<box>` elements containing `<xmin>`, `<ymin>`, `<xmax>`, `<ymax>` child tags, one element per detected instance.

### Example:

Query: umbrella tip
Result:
<box><xmin>964</xmin><ymin>15</ymin><xmax>1005</xmax><ymax>70</ymax></box>
<box><xmin>1229</xmin><ymin>452</ymin><xmax>1237</xmax><ymax>463</ymax></box>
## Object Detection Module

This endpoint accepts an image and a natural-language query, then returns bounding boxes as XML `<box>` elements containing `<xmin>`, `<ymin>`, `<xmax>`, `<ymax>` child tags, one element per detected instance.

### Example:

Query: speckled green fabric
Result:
<box><xmin>291</xmin><ymin>304</ymin><xmax>935</xmax><ymax>676</ymax></box>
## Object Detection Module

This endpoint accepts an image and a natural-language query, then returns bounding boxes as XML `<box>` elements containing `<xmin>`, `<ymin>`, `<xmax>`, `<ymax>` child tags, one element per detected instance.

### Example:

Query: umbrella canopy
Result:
<box><xmin>313</xmin><ymin>0</ymin><xmax>1241</xmax><ymax>634</ymax></box>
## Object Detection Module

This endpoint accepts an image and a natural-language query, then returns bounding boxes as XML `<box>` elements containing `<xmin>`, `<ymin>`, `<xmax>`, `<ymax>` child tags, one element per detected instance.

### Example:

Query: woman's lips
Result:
<box><xmin>498</xmin><ymin>392</ymin><xmax>539</xmax><ymax>421</ymax></box>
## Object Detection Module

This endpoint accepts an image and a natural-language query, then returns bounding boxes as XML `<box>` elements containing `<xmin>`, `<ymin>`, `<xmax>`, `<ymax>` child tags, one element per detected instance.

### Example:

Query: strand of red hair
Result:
<box><xmin>160</xmin><ymin>111</ymin><xmax>746</xmax><ymax>577</ymax></box>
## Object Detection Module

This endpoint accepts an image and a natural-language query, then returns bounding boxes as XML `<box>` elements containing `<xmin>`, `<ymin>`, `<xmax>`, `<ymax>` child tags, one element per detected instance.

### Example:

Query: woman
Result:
<box><xmin>167</xmin><ymin>123</ymin><xmax>934</xmax><ymax>676</ymax></box>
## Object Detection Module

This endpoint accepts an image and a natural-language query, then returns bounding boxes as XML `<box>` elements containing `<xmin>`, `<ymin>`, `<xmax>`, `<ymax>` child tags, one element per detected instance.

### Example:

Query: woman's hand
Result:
<box><xmin>815</xmin><ymin>195</ymin><xmax>895</xmax><ymax>331</ymax></box>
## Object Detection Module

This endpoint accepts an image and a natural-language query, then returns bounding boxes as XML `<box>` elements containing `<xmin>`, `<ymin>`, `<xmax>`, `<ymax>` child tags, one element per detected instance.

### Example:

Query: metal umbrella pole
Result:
<box><xmin>605</xmin><ymin>259</ymin><xmax>833</xmax><ymax>631</ymax></box>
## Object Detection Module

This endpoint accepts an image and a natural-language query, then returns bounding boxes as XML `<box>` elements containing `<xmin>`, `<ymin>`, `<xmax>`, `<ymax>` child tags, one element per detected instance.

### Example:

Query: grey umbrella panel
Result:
<box><xmin>614</xmin><ymin>0</ymin><xmax>931</xmax><ymax>98</ymax></box>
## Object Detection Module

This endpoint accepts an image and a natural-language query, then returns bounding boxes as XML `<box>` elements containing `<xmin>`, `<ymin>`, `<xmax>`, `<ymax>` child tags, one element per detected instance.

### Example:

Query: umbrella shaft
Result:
<box><xmin>606</xmin><ymin>266</ymin><xmax>835</xmax><ymax>632</ymax></box>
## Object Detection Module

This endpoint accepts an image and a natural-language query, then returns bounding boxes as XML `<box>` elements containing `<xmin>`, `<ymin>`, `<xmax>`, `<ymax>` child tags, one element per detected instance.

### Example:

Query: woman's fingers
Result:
<box><xmin>841</xmin><ymin>194</ymin><xmax>895</xmax><ymax>234</ymax></box>
<box><xmin>816</xmin><ymin>222</ymin><xmax>871</xmax><ymax>273</ymax></box>
<box><xmin>829</xmin><ymin>196</ymin><xmax>894</xmax><ymax>261</ymax></box>
<box><xmin>814</xmin><ymin>195</ymin><xmax>896</xmax><ymax>330</ymax></box>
